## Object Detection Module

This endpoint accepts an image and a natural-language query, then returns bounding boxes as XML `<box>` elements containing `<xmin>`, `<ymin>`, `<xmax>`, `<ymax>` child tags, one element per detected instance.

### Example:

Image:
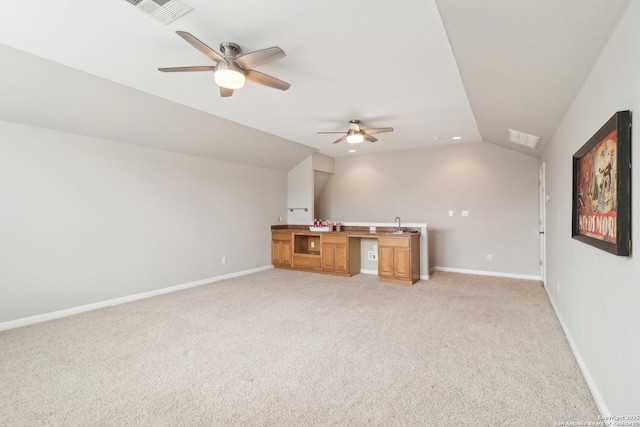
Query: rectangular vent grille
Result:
<box><xmin>508</xmin><ymin>129</ymin><xmax>541</xmax><ymax>149</ymax></box>
<box><xmin>122</xmin><ymin>0</ymin><xmax>193</xmax><ymax>25</ymax></box>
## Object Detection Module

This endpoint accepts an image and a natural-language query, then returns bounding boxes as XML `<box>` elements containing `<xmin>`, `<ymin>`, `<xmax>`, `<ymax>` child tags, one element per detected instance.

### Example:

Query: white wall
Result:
<box><xmin>541</xmin><ymin>0</ymin><xmax>639</xmax><ymax>414</ymax></box>
<box><xmin>317</xmin><ymin>141</ymin><xmax>541</xmax><ymax>277</ymax></box>
<box><xmin>313</xmin><ymin>153</ymin><xmax>335</xmax><ymax>220</ymax></box>
<box><xmin>312</xmin><ymin>153</ymin><xmax>335</xmax><ymax>174</ymax></box>
<box><xmin>287</xmin><ymin>156</ymin><xmax>313</xmax><ymax>224</ymax></box>
<box><xmin>0</xmin><ymin>120</ymin><xmax>287</xmax><ymax>323</ymax></box>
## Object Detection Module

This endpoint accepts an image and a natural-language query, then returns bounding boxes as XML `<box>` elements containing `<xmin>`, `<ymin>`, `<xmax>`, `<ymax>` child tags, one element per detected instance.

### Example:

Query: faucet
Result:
<box><xmin>395</xmin><ymin>216</ymin><xmax>401</xmax><ymax>233</ymax></box>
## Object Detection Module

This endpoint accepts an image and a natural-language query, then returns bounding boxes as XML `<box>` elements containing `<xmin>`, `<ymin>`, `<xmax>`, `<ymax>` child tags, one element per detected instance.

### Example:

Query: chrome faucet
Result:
<box><xmin>395</xmin><ymin>216</ymin><xmax>401</xmax><ymax>232</ymax></box>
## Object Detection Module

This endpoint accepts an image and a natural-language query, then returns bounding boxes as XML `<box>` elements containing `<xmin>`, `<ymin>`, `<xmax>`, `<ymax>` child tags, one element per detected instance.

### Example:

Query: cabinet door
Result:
<box><xmin>272</xmin><ymin>240</ymin><xmax>292</xmax><ymax>266</ymax></box>
<box><xmin>394</xmin><ymin>248</ymin><xmax>411</xmax><ymax>279</ymax></box>
<box><xmin>272</xmin><ymin>240</ymin><xmax>283</xmax><ymax>265</ymax></box>
<box><xmin>322</xmin><ymin>243</ymin><xmax>336</xmax><ymax>270</ymax></box>
<box><xmin>378</xmin><ymin>246</ymin><xmax>395</xmax><ymax>278</ymax></box>
<box><xmin>334</xmin><ymin>243</ymin><xmax>348</xmax><ymax>272</ymax></box>
<box><xmin>281</xmin><ymin>240</ymin><xmax>292</xmax><ymax>265</ymax></box>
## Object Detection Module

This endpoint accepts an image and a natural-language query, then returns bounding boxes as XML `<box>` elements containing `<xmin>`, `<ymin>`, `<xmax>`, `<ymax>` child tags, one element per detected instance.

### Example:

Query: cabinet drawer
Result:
<box><xmin>272</xmin><ymin>232</ymin><xmax>292</xmax><ymax>241</ymax></box>
<box><xmin>322</xmin><ymin>234</ymin><xmax>347</xmax><ymax>244</ymax></box>
<box><xmin>378</xmin><ymin>237</ymin><xmax>410</xmax><ymax>248</ymax></box>
<box><xmin>293</xmin><ymin>254</ymin><xmax>321</xmax><ymax>269</ymax></box>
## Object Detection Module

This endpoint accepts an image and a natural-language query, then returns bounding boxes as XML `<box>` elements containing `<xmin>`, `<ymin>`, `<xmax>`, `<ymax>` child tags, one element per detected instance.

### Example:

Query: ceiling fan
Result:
<box><xmin>158</xmin><ymin>31</ymin><xmax>290</xmax><ymax>97</ymax></box>
<box><xmin>318</xmin><ymin>120</ymin><xmax>394</xmax><ymax>144</ymax></box>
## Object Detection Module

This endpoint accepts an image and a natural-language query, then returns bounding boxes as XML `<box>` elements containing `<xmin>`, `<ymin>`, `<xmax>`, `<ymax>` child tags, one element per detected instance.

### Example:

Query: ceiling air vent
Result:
<box><xmin>123</xmin><ymin>0</ymin><xmax>193</xmax><ymax>25</ymax></box>
<box><xmin>508</xmin><ymin>129</ymin><xmax>541</xmax><ymax>149</ymax></box>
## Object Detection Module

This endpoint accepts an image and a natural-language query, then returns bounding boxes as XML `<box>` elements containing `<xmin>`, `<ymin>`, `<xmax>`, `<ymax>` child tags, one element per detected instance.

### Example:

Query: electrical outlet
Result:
<box><xmin>461</xmin><ymin>210</ymin><xmax>469</xmax><ymax>217</ymax></box>
<box><xmin>448</xmin><ymin>210</ymin><xmax>454</xmax><ymax>217</ymax></box>
<box><xmin>277</xmin><ymin>216</ymin><xmax>282</xmax><ymax>222</ymax></box>
<box><xmin>487</xmin><ymin>254</ymin><xmax>492</xmax><ymax>262</ymax></box>
<box><xmin>311</xmin><ymin>241</ymin><xmax>315</xmax><ymax>248</ymax></box>
<box><xmin>368</xmin><ymin>251</ymin><xmax>377</xmax><ymax>261</ymax></box>
<box><xmin>221</xmin><ymin>256</ymin><xmax>227</xmax><ymax>265</ymax></box>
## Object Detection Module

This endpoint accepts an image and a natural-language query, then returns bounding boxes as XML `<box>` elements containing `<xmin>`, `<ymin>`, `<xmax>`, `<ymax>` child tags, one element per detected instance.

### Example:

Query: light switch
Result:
<box><xmin>448</xmin><ymin>210</ymin><xmax>454</xmax><ymax>217</ymax></box>
<box><xmin>461</xmin><ymin>210</ymin><xmax>469</xmax><ymax>217</ymax></box>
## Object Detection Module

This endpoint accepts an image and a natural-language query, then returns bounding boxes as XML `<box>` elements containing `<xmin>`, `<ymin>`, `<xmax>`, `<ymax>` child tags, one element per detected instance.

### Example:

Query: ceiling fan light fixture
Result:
<box><xmin>214</xmin><ymin>69</ymin><xmax>245</xmax><ymax>89</ymax></box>
<box><xmin>346</xmin><ymin>133</ymin><xmax>364</xmax><ymax>144</ymax></box>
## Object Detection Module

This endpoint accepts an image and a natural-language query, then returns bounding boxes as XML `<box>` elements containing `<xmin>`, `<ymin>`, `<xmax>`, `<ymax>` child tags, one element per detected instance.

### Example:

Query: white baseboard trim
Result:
<box><xmin>360</xmin><ymin>269</ymin><xmax>430</xmax><ymax>280</ymax></box>
<box><xmin>546</xmin><ymin>292</ymin><xmax>609</xmax><ymax>416</ymax></box>
<box><xmin>0</xmin><ymin>265</ymin><xmax>273</xmax><ymax>332</ymax></box>
<box><xmin>430</xmin><ymin>266</ymin><xmax>542</xmax><ymax>281</ymax></box>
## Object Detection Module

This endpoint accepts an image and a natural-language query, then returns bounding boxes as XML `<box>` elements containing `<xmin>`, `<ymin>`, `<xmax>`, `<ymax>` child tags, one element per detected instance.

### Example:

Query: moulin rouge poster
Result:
<box><xmin>576</xmin><ymin>129</ymin><xmax>618</xmax><ymax>243</ymax></box>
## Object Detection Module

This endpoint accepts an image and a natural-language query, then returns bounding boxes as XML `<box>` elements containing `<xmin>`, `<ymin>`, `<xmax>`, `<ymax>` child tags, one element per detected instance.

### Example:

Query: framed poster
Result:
<box><xmin>572</xmin><ymin>110</ymin><xmax>631</xmax><ymax>255</ymax></box>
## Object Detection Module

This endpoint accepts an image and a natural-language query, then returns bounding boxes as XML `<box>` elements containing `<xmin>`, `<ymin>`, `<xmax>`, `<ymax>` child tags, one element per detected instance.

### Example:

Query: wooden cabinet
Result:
<box><xmin>378</xmin><ymin>235</ymin><xmax>420</xmax><ymax>285</ymax></box>
<box><xmin>270</xmin><ymin>231</ymin><xmax>358</xmax><ymax>276</ymax></box>
<box><xmin>271</xmin><ymin>232</ymin><xmax>292</xmax><ymax>266</ymax></box>
<box><xmin>321</xmin><ymin>234</ymin><xmax>348</xmax><ymax>272</ymax></box>
<box><xmin>270</xmin><ymin>229</ymin><xmax>416</xmax><ymax>284</ymax></box>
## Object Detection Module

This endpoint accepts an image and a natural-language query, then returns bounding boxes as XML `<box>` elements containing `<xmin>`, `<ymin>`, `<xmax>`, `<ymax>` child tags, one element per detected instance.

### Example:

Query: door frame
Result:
<box><xmin>539</xmin><ymin>162</ymin><xmax>547</xmax><ymax>285</ymax></box>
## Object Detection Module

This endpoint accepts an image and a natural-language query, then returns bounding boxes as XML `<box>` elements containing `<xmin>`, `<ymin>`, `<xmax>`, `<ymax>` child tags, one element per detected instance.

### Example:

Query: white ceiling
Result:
<box><xmin>0</xmin><ymin>0</ymin><xmax>631</xmax><ymax>170</ymax></box>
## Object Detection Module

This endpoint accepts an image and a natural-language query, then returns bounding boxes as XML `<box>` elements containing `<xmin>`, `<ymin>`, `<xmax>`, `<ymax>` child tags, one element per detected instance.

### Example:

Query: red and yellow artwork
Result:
<box><xmin>576</xmin><ymin>130</ymin><xmax>618</xmax><ymax>243</ymax></box>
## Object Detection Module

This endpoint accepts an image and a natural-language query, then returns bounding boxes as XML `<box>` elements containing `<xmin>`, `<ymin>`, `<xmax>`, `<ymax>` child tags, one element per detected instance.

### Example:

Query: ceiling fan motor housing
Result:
<box><xmin>219</xmin><ymin>42</ymin><xmax>241</xmax><ymax>59</ymax></box>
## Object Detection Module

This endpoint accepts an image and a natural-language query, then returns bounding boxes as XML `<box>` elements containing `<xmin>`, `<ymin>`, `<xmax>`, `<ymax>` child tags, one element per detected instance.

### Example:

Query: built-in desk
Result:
<box><xmin>271</xmin><ymin>225</ymin><xmax>421</xmax><ymax>285</ymax></box>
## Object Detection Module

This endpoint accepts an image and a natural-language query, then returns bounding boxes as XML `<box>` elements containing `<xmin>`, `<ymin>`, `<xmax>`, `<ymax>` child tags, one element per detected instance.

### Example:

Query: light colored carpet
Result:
<box><xmin>0</xmin><ymin>270</ymin><xmax>598</xmax><ymax>426</ymax></box>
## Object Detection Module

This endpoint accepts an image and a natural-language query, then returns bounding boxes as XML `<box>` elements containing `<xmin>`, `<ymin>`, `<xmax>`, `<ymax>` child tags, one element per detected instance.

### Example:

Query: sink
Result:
<box><xmin>392</xmin><ymin>230</ymin><xmax>405</xmax><ymax>234</ymax></box>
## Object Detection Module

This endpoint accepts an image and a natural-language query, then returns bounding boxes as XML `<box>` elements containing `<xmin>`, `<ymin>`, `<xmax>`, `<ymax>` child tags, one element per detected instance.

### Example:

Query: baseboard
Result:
<box><xmin>360</xmin><ymin>269</ymin><xmax>430</xmax><ymax>281</ymax></box>
<box><xmin>546</xmin><ymin>292</ymin><xmax>609</xmax><ymax>416</ymax></box>
<box><xmin>0</xmin><ymin>265</ymin><xmax>274</xmax><ymax>332</ymax></box>
<box><xmin>430</xmin><ymin>266</ymin><xmax>542</xmax><ymax>281</ymax></box>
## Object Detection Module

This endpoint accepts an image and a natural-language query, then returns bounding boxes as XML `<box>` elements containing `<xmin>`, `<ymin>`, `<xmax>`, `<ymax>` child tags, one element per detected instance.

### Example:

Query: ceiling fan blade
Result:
<box><xmin>245</xmin><ymin>70</ymin><xmax>290</xmax><ymax>91</ymax></box>
<box><xmin>235</xmin><ymin>46</ymin><xmax>285</xmax><ymax>70</ymax></box>
<box><xmin>220</xmin><ymin>87</ymin><xmax>234</xmax><ymax>97</ymax></box>
<box><xmin>176</xmin><ymin>31</ymin><xmax>228</xmax><ymax>64</ymax></box>
<box><xmin>158</xmin><ymin>66</ymin><xmax>217</xmax><ymax>72</ymax></box>
<box><xmin>333</xmin><ymin>136</ymin><xmax>348</xmax><ymax>144</ymax></box>
<box><xmin>363</xmin><ymin>134</ymin><xmax>378</xmax><ymax>143</ymax></box>
<box><xmin>362</xmin><ymin>127</ymin><xmax>394</xmax><ymax>135</ymax></box>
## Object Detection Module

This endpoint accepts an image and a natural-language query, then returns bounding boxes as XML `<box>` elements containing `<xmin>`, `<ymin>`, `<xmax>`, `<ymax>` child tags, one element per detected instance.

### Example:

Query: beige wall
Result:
<box><xmin>316</xmin><ymin>141</ymin><xmax>541</xmax><ymax>277</ymax></box>
<box><xmin>541</xmin><ymin>0</ymin><xmax>640</xmax><ymax>414</ymax></box>
<box><xmin>0</xmin><ymin>120</ymin><xmax>287</xmax><ymax>323</ymax></box>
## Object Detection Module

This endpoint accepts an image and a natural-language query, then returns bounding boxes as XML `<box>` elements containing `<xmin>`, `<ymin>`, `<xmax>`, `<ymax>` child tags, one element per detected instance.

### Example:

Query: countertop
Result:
<box><xmin>271</xmin><ymin>224</ymin><xmax>420</xmax><ymax>238</ymax></box>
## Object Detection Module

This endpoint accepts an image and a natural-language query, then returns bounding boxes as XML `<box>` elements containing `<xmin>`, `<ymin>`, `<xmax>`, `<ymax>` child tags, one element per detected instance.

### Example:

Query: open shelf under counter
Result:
<box><xmin>293</xmin><ymin>233</ymin><xmax>321</xmax><ymax>255</ymax></box>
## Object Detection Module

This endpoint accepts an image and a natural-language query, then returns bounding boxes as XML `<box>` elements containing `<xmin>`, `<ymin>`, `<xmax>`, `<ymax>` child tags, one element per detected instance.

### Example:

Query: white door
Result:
<box><xmin>539</xmin><ymin>163</ymin><xmax>547</xmax><ymax>285</ymax></box>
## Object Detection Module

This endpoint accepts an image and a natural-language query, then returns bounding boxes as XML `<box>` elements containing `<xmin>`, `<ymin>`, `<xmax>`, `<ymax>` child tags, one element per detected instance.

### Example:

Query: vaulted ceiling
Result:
<box><xmin>0</xmin><ymin>0</ymin><xmax>631</xmax><ymax>171</ymax></box>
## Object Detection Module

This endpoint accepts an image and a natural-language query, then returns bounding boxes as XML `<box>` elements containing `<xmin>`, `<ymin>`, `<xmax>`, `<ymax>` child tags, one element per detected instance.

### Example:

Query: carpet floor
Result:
<box><xmin>0</xmin><ymin>269</ymin><xmax>598</xmax><ymax>426</ymax></box>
